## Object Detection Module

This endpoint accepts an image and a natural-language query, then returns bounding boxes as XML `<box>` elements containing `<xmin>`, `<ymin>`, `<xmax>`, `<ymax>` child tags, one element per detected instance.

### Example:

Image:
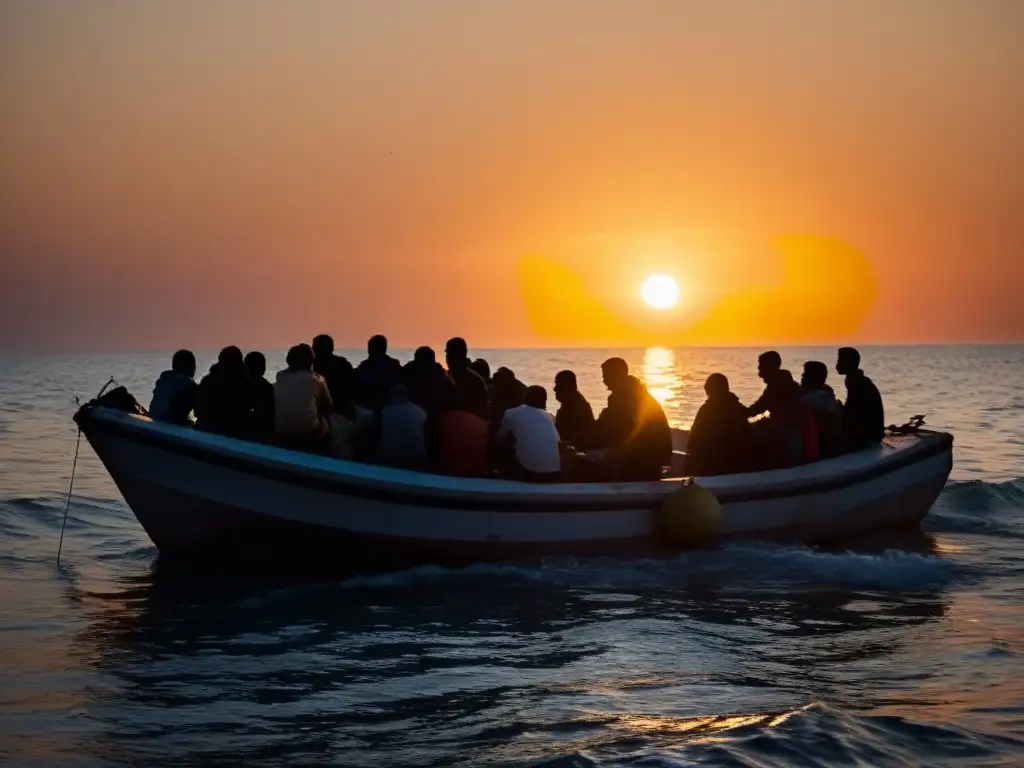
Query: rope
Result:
<box><xmin>885</xmin><ymin>415</ymin><xmax>927</xmax><ymax>435</ymax></box>
<box><xmin>57</xmin><ymin>376</ymin><xmax>116</xmax><ymax>566</ymax></box>
<box><xmin>57</xmin><ymin>427</ymin><xmax>82</xmax><ymax>566</ymax></box>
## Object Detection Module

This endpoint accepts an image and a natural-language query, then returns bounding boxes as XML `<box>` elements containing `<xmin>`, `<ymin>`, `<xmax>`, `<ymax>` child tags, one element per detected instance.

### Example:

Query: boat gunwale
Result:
<box><xmin>75</xmin><ymin>406</ymin><xmax>953</xmax><ymax>512</ymax></box>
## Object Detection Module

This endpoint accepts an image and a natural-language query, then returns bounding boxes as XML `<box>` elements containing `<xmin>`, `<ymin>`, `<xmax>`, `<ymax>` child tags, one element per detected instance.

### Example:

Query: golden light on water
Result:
<box><xmin>642</xmin><ymin>346</ymin><xmax>680</xmax><ymax>409</ymax></box>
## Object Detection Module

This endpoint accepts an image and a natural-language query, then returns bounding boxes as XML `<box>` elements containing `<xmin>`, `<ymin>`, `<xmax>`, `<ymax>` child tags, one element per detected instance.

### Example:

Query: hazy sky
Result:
<box><xmin>1</xmin><ymin>0</ymin><xmax>1021</xmax><ymax>351</ymax></box>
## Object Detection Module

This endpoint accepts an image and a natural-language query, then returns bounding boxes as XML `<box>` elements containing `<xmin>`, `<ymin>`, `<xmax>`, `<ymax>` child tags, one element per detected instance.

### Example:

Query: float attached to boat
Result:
<box><xmin>73</xmin><ymin>390</ymin><xmax>954</xmax><ymax>563</ymax></box>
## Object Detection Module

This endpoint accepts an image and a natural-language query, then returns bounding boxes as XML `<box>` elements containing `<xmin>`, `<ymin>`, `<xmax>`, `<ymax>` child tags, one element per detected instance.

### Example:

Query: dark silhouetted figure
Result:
<box><xmin>445</xmin><ymin>337</ymin><xmax>490</xmax><ymax>421</ymax></box>
<box><xmin>355</xmin><ymin>334</ymin><xmax>403</xmax><ymax>410</ymax></box>
<box><xmin>494</xmin><ymin>385</ymin><xmax>562</xmax><ymax>482</ymax></box>
<box><xmin>553</xmin><ymin>369</ymin><xmax>595</xmax><ymax>450</ymax></box>
<box><xmin>800</xmin><ymin>360</ymin><xmax>844</xmax><ymax>458</ymax></box>
<box><xmin>490</xmin><ymin>366</ymin><xmax>527</xmax><ymax>435</ymax></box>
<box><xmin>685</xmin><ymin>373</ymin><xmax>754</xmax><ymax>476</ymax></box>
<box><xmin>371</xmin><ymin>384</ymin><xmax>429</xmax><ymax>470</ymax></box>
<box><xmin>312</xmin><ymin>334</ymin><xmax>355</xmax><ymax>412</ymax></box>
<box><xmin>402</xmin><ymin>346</ymin><xmax>455</xmax><ymax>417</ymax></box>
<box><xmin>196</xmin><ymin>346</ymin><xmax>250</xmax><ymax>437</ymax></box>
<box><xmin>425</xmin><ymin>385</ymin><xmax>490</xmax><ymax>478</ymax></box>
<box><xmin>275</xmin><ymin>343</ymin><xmax>333</xmax><ymax>453</ymax></box>
<box><xmin>746</xmin><ymin>367</ymin><xmax>818</xmax><ymax>468</ymax></box>
<box><xmin>836</xmin><ymin>347</ymin><xmax>884</xmax><ymax>449</ymax></box>
<box><xmin>244</xmin><ymin>351</ymin><xmax>275</xmax><ymax>441</ymax></box>
<box><xmin>470</xmin><ymin>358</ymin><xmax>492</xmax><ymax>387</ymax></box>
<box><xmin>745</xmin><ymin>350</ymin><xmax>792</xmax><ymax>419</ymax></box>
<box><xmin>591</xmin><ymin>358</ymin><xmax>673</xmax><ymax>480</ymax></box>
<box><xmin>149</xmin><ymin>349</ymin><xmax>199</xmax><ymax>426</ymax></box>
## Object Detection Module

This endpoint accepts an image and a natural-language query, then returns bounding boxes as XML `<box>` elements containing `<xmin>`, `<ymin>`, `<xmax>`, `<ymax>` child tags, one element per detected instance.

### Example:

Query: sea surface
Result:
<box><xmin>1</xmin><ymin>345</ymin><xmax>1023</xmax><ymax>767</ymax></box>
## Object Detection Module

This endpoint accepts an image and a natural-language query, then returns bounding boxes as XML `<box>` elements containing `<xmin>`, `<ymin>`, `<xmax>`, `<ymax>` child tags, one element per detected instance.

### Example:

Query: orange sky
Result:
<box><xmin>1</xmin><ymin>0</ymin><xmax>1022</xmax><ymax>351</ymax></box>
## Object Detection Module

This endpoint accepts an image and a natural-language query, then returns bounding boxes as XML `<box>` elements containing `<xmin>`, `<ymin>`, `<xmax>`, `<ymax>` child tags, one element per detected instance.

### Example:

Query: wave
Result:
<box><xmin>577</xmin><ymin>702</ymin><xmax>1024</xmax><ymax>768</ymax></box>
<box><xmin>942</xmin><ymin>478</ymin><xmax>1024</xmax><ymax>508</ymax></box>
<box><xmin>927</xmin><ymin>480</ymin><xmax>1024</xmax><ymax>537</ymax></box>
<box><xmin>332</xmin><ymin>543</ymin><xmax>953</xmax><ymax>594</ymax></box>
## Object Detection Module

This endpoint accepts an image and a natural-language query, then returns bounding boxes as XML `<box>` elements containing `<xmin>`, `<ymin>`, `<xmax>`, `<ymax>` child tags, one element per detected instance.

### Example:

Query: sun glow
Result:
<box><xmin>641</xmin><ymin>274</ymin><xmax>680</xmax><ymax>310</ymax></box>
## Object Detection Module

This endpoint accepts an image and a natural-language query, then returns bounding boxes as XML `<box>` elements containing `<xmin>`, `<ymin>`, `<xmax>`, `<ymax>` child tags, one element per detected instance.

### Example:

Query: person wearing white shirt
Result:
<box><xmin>494</xmin><ymin>385</ymin><xmax>563</xmax><ymax>482</ymax></box>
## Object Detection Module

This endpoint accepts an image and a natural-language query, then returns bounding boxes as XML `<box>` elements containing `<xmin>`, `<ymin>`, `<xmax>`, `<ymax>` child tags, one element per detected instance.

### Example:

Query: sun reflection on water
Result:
<box><xmin>641</xmin><ymin>346</ymin><xmax>682</xmax><ymax>409</ymax></box>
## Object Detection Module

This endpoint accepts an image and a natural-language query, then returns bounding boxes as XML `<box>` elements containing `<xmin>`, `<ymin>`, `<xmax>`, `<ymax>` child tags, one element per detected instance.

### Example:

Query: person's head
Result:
<box><xmin>286</xmin><ymin>343</ymin><xmax>315</xmax><ymax>372</ymax></box>
<box><xmin>171</xmin><ymin>349</ymin><xmax>197</xmax><ymax>379</ymax></box>
<box><xmin>244</xmin><ymin>351</ymin><xmax>266</xmax><ymax>378</ymax></box>
<box><xmin>312</xmin><ymin>334</ymin><xmax>334</xmax><ymax>358</ymax></box>
<box><xmin>704</xmin><ymin>372</ymin><xmax>730</xmax><ymax>398</ymax></box>
<box><xmin>802</xmin><ymin>360</ymin><xmax>828</xmax><ymax>391</ymax></box>
<box><xmin>601</xmin><ymin>357</ymin><xmax>630</xmax><ymax>392</ymax></box>
<box><xmin>836</xmin><ymin>347</ymin><xmax>861</xmax><ymax>376</ymax></box>
<box><xmin>493</xmin><ymin>366</ymin><xmax>515</xmax><ymax>383</ymax></box>
<box><xmin>525</xmin><ymin>385</ymin><xmax>547</xmax><ymax>409</ymax></box>
<box><xmin>413</xmin><ymin>346</ymin><xmax>435</xmax><ymax>365</ymax></box>
<box><xmin>218</xmin><ymin>345</ymin><xmax>244</xmax><ymax>372</ymax></box>
<box><xmin>470</xmin><ymin>358</ymin><xmax>491</xmax><ymax>382</ymax></box>
<box><xmin>368</xmin><ymin>334</ymin><xmax>388</xmax><ymax>357</ymax></box>
<box><xmin>445</xmin><ymin>337</ymin><xmax>469</xmax><ymax>368</ymax></box>
<box><xmin>776</xmin><ymin>369</ymin><xmax>796</xmax><ymax>388</ymax></box>
<box><xmin>757</xmin><ymin>350</ymin><xmax>782</xmax><ymax>381</ymax></box>
<box><xmin>553</xmin><ymin>370</ymin><xmax>578</xmax><ymax>403</ymax></box>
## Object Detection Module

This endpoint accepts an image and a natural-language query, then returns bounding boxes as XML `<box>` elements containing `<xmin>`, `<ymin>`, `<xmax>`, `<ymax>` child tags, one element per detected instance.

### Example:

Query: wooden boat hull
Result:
<box><xmin>74</xmin><ymin>406</ymin><xmax>954</xmax><ymax>563</ymax></box>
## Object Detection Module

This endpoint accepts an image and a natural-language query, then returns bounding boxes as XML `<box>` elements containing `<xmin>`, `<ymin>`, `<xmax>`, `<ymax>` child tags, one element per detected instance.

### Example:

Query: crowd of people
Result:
<box><xmin>148</xmin><ymin>335</ymin><xmax>884</xmax><ymax>482</ymax></box>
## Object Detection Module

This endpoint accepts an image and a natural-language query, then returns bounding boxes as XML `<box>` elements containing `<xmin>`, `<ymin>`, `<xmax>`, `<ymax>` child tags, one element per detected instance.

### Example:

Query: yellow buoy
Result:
<box><xmin>656</xmin><ymin>482</ymin><xmax>723</xmax><ymax>549</ymax></box>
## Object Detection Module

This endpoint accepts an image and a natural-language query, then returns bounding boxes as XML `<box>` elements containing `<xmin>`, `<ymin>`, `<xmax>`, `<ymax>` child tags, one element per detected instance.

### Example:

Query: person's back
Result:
<box><xmin>195</xmin><ymin>346</ymin><xmax>250</xmax><ymax>437</ymax></box>
<box><xmin>431</xmin><ymin>407</ymin><xmax>490</xmax><ymax>478</ymax></box>
<box><xmin>275</xmin><ymin>344</ymin><xmax>333</xmax><ymax>451</ymax></box>
<box><xmin>495</xmin><ymin>386</ymin><xmax>562</xmax><ymax>481</ymax></box>
<box><xmin>837</xmin><ymin>347</ymin><xmax>884</xmax><ymax>449</ymax></box>
<box><xmin>403</xmin><ymin>347</ymin><xmax>455</xmax><ymax>417</ymax></box>
<box><xmin>491</xmin><ymin>367</ymin><xmax>527</xmax><ymax>434</ymax></box>
<box><xmin>553</xmin><ymin>370</ymin><xmax>595</xmax><ymax>450</ymax></box>
<box><xmin>373</xmin><ymin>386</ymin><xmax>428</xmax><ymax>468</ymax></box>
<box><xmin>328</xmin><ymin>405</ymin><xmax>372</xmax><ymax>460</ymax></box>
<box><xmin>243</xmin><ymin>351</ymin><xmax>275</xmax><ymax>441</ymax></box>
<box><xmin>445</xmin><ymin>337</ymin><xmax>490</xmax><ymax>421</ymax></box>
<box><xmin>685</xmin><ymin>374</ymin><xmax>753</xmax><ymax>476</ymax></box>
<box><xmin>355</xmin><ymin>335</ymin><xmax>403</xmax><ymax>410</ymax></box>
<box><xmin>593</xmin><ymin>359</ymin><xmax>673</xmax><ymax>480</ymax></box>
<box><xmin>312</xmin><ymin>334</ymin><xmax>355</xmax><ymax>412</ymax></box>
<box><xmin>801</xmin><ymin>361</ymin><xmax>844</xmax><ymax>459</ymax></box>
<box><xmin>149</xmin><ymin>349</ymin><xmax>198</xmax><ymax>426</ymax></box>
<box><xmin>750</xmin><ymin>369</ymin><xmax>816</xmax><ymax>467</ymax></box>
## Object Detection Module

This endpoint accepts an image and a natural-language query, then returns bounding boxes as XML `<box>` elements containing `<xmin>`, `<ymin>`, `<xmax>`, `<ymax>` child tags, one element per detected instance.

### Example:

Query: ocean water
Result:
<box><xmin>1</xmin><ymin>345</ymin><xmax>1022</xmax><ymax>767</ymax></box>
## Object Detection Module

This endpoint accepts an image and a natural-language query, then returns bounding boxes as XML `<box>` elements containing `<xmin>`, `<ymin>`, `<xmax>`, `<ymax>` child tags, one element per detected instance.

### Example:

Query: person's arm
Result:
<box><xmin>316</xmin><ymin>377</ymin><xmax>333</xmax><ymax>420</ymax></box>
<box><xmin>745</xmin><ymin>389</ymin><xmax>768</xmax><ymax>418</ymax></box>
<box><xmin>181</xmin><ymin>382</ymin><xmax>200</xmax><ymax>425</ymax></box>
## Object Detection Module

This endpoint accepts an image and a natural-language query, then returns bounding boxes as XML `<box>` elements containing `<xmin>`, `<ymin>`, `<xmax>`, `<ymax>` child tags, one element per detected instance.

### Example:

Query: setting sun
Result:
<box><xmin>641</xmin><ymin>274</ymin><xmax>680</xmax><ymax>311</ymax></box>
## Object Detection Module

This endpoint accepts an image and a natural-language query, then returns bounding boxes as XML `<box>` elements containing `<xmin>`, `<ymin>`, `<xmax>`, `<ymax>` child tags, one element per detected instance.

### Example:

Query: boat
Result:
<box><xmin>73</xmin><ymin>388</ymin><xmax>954</xmax><ymax>563</ymax></box>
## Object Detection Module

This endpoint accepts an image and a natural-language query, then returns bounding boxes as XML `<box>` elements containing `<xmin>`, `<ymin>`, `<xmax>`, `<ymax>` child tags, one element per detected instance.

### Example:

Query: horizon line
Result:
<box><xmin>3</xmin><ymin>339</ymin><xmax>1023</xmax><ymax>357</ymax></box>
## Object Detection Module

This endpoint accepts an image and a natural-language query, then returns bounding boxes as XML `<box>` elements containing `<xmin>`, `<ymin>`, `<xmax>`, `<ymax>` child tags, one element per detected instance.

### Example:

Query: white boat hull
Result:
<box><xmin>75</xmin><ymin>405</ymin><xmax>954</xmax><ymax>563</ymax></box>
